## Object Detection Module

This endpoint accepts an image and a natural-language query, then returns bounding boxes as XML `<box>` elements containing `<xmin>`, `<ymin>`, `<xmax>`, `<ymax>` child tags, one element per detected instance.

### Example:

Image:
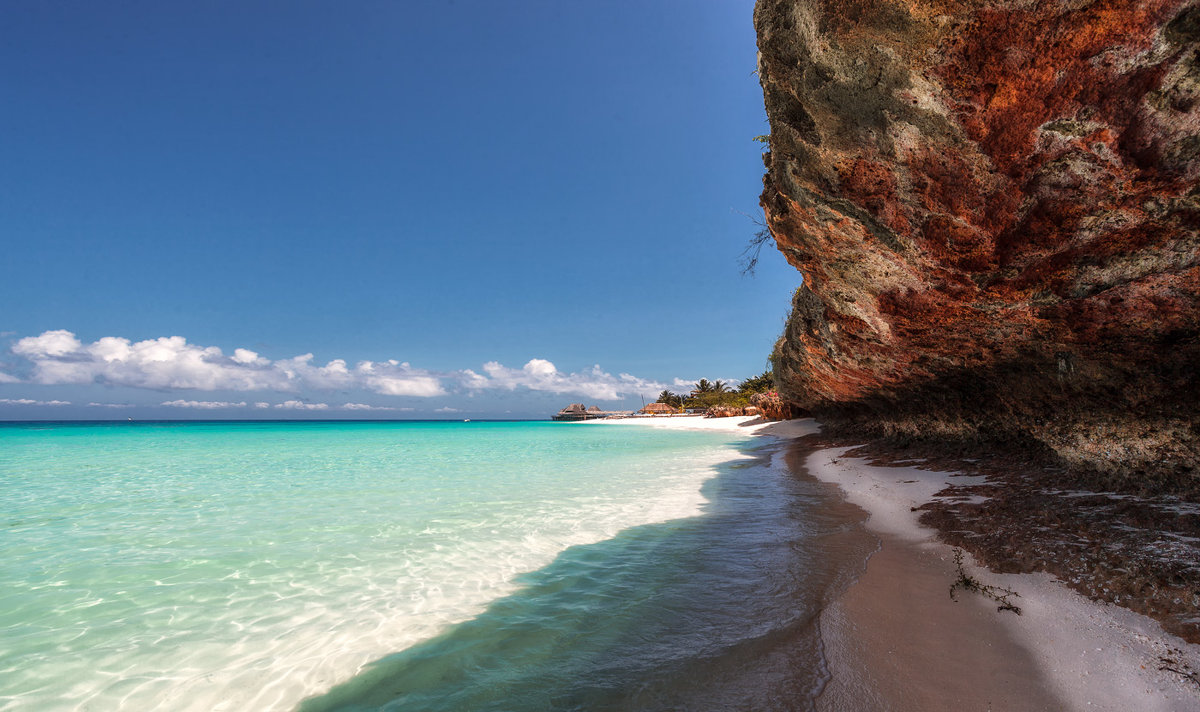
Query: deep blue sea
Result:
<box><xmin>0</xmin><ymin>420</ymin><xmax>873</xmax><ymax>711</ymax></box>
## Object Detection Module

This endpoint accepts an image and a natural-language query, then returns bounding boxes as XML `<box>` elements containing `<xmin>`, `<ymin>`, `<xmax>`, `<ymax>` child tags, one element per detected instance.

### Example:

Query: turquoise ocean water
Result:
<box><xmin>0</xmin><ymin>421</ymin><xmax>873</xmax><ymax>711</ymax></box>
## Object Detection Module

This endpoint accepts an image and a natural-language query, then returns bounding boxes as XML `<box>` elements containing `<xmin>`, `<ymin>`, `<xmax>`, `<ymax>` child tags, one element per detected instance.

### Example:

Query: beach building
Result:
<box><xmin>551</xmin><ymin>403</ymin><xmax>630</xmax><ymax>421</ymax></box>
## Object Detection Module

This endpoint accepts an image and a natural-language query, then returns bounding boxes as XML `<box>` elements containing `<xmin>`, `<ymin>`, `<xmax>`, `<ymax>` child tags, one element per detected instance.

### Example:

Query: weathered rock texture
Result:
<box><xmin>756</xmin><ymin>0</ymin><xmax>1200</xmax><ymax>491</ymax></box>
<box><xmin>750</xmin><ymin>391</ymin><xmax>796</xmax><ymax>420</ymax></box>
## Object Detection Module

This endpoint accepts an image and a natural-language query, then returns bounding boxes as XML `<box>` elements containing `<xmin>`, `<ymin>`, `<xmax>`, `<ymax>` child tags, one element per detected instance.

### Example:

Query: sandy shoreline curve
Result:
<box><xmin>587</xmin><ymin>415</ymin><xmax>1200</xmax><ymax>711</ymax></box>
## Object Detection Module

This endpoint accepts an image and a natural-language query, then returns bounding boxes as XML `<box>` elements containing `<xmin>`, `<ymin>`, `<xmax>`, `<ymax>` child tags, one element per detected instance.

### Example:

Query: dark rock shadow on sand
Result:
<box><xmin>298</xmin><ymin>438</ymin><xmax>874</xmax><ymax>712</ymax></box>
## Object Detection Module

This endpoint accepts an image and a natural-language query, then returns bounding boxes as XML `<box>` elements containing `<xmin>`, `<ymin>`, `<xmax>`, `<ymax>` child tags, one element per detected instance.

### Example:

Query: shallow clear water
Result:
<box><xmin>0</xmin><ymin>420</ymin><xmax>873</xmax><ymax>711</ymax></box>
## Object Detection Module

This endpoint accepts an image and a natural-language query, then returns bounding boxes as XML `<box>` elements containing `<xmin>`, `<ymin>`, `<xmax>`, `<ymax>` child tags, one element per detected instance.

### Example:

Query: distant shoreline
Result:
<box><xmin>596</xmin><ymin>416</ymin><xmax>1200</xmax><ymax>710</ymax></box>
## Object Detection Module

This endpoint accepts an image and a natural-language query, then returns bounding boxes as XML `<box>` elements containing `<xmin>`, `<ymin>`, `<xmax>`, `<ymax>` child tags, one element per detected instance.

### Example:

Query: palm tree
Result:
<box><xmin>737</xmin><ymin>370</ymin><xmax>774</xmax><ymax>394</ymax></box>
<box><xmin>693</xmin><ymin>378</ymin><xmax>714</xmax><ymax>395</ymax></box>
<box><xmin>711</xmin><ymin>380</ymin><xmax>728</xmax><ymax>393</ymax></box>
<box><xmin>656</xmin><ymin>390</ymin><xmax>682</xmax><ymax>408</ymax></box>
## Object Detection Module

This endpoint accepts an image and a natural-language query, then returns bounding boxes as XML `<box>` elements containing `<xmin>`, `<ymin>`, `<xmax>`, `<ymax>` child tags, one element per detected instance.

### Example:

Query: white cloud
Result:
<box><xmin>8</xmin><ymin>330</ymin><xmax>681</xmax><ymax>405</ymax></box>
<box><xmin>232</xmin><ymin>348</ymin><xmax>266</xmax><ymax>365</ymax></box>
<box><xmin>366</xmin><ymin>374</ymin><xmax>444</xmax><ymax>397</ymax></box>
<box><xmin>466</xmin><ymin>359</ymin><xmax>667</xmax><ymax>401</ymax></box>
<box><xmin>341</xmin><ymin>403</ymin><xmax>401</xmax><ymax>411</ymax></box>
<box><xmin>275</xmin><ymin>354</ymin><xmax>353</xmax><ymax>389</ymax></box>
<box><xmin>88</xmin><ymin>402</ymin><xmax>133</xmax><ymax>408</ymax></box>
<box><xmin>14</xmin><ymin>330</ymin><xmax>82</xmax><ymax>357</ymax></box>
<box><xmin>275</xmin><ymin>400</ymin><xmax>329</xmax><ymax>410</ymax></box>
<box><xmin>0</xmin><ymin>397</ymin><xmax>70</xmax><ymax>406</ymax></box>
<box><xmin>14</xmin><ymin>332</ymin><xmax>291</xmax><ymax>391</ymax></box>
<box><xmin>10</xmin><ymin>330</ymin><xmax>446</xmax><ymax>397</ymax></box>
<box><xmin>434</xmin><ymin>406</ymin><xmax>460</xmax><ymax>413</ymax></box>
<box><xmin>356</xmin><ymin>359</ymin><xmax>446</xmax><ymax>397</ymax></box>
<box><xmin>0</xmin><ymin>371</ymin><xmax>19</xmax><ymax>383</ymax></box>
<box><xmin>458</xmin><ymin>369</ymin><xmax>490</xmax><ymax>390</ymax></box>
<box><xmin>162</xmin><ymin>399</ymin><xmax>248</xmax><ymax>409</ymax></box>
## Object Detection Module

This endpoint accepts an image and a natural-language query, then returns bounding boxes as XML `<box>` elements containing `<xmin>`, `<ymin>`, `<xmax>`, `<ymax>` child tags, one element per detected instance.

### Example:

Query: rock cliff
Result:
<box><xmin>756</xmin><ymin>0</ymin><xmax>1200</xmax><ymax>491</ymax></box>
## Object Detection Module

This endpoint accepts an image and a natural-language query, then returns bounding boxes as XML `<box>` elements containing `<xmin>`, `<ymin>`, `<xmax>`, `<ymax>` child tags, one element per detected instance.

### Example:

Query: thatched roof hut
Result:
<box><xmin>554</xmin><ymin>403</ymin><xmax>609</xmax><ymax>420</ymax></box>
<box><xmin>640</xmin><ymin>402</ymin><xmax>677</xmax><ymax>415</ymax></box>
<box><xmin>552</xmin><ymin>403</ymin><xmax>636</xmax><ymax>421</ymax></box>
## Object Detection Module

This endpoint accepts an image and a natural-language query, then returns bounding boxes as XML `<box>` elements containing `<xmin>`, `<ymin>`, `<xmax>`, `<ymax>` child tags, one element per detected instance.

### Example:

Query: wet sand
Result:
<box><xmin>595</xmin><ymin>415</ymin><xmax>1200</xmax><ymax>711</ymax></box>
<box><xmin>816</xmin><ymin>532</ymin><xmax>1062</xmax><ymax>710</ymax></box>
<box><xmin>804</xmin><ymin>441</ymin><xmax>1200</xmax><ymax>712</ymax></box>
<box><xmin>777</xmin><ymin>438</ymin><xmax>1064</xmax><ymax>711</ymax></box>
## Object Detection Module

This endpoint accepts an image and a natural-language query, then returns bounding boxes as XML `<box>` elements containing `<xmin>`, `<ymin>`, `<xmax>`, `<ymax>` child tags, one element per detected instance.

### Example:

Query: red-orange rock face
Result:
<box><xmin>756</xmin><ymin>0</ymin><xmax>1199</xmax><ymax>489</ymax></box>
<box><xmin>750</xmin><ymin>391</ymin><xmax>795</xmax><ymax>421</ymax></box>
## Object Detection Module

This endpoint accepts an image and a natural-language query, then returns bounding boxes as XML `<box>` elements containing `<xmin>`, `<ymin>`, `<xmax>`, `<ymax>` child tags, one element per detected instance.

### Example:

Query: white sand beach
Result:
<box><xmin>591</xmin><ymin>415</ymin><xmax>1200</xmax><ymax>711</ymax></box>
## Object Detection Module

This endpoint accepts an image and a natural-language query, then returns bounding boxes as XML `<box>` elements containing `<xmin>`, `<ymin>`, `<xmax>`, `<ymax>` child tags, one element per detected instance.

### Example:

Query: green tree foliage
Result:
<box><xmin>673</xmin><ymin>370</ymin><xmax>776</xmax><ymax>410</ymax></box>
<box><xmin>686</xmin><ymin>390</ymin><xmax>747</xmax><ymax>409</ymax></box>
<box><xmin>737</xmin><ymin>370</ymin><xmax>775</xmax><ymax>394</ymax></box>
<box><xmin>655</xmin><ymin>390</ymin><xmax>684</xmax><ymax>409</ymax></box>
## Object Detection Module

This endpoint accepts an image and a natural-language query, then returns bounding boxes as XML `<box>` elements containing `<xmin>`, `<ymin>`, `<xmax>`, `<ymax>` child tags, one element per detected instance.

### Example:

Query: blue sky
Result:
<box><xmin>1</xmin><ymin>0</ymin><xmax>798</xmax><ymax>419</ymax></box>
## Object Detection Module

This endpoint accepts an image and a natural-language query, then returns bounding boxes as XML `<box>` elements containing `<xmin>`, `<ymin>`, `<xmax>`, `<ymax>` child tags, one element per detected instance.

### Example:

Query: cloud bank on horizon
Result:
<box><xmin>0</xmin><ymin>330</ymin><xmax>674</xmax><ymax>407</ymax></box>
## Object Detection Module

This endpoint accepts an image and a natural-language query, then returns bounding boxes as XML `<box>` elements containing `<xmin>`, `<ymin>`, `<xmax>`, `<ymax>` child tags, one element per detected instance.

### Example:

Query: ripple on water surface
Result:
<box><xmin>0</xmin><ymin>421</ymin><xmax>874</xmax><ymax>711</ymax></box>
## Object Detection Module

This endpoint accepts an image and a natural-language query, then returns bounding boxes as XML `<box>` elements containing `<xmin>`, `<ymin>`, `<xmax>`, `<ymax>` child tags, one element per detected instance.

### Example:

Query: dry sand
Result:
<box><xmin>590</xmin><ymin>415</ymin><xmax>1200</xmax><ymax>711</ymax></box>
